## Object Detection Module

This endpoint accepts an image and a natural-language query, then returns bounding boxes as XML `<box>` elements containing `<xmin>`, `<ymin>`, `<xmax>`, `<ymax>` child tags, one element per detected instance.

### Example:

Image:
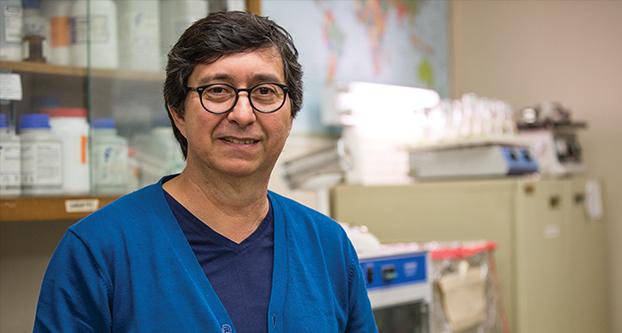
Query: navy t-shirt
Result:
<box><xmin>163</xmin><ymin>191</ymin><xmax>274</xmax><ymax>333</ymax></box>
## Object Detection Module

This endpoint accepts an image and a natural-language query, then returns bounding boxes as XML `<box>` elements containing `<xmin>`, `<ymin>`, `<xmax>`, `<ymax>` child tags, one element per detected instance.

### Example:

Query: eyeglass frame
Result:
<box><xmin>186</xmin><ymin>82</ymin><xmax>290</xmax><ymax>114</ymax></box>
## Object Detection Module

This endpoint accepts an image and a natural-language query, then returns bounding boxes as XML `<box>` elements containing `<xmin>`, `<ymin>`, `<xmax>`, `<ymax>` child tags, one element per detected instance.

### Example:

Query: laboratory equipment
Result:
<box><xmin>360</xmin><ymin>245</ymin><xmax>432</xmax><ymax>333</ymax></box>
<box><xmin>516</xmin><ymin>102</ymin><xmax>587</xmax><ymax>176</ymax></box>
<box><xmin>409</xmin><ymin>141</ymin><xmax>538</xmax><ymax>180</ymax></box>
<box><xmin>281</xmin><ymin>143</ymin><xmax>346</xmax><ymax>215</ymax></box>
<box><xmin>428</xmin><ymin>241</ymin><xmax>506</xmax><ymax>333</ymax></box>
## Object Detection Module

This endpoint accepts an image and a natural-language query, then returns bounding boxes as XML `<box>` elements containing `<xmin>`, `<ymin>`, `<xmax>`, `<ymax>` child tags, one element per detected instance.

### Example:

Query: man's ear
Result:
<box><xmin>167</xmin><ymin>106</ymin><xmax>187</xmax><ymax>138</ymax></box>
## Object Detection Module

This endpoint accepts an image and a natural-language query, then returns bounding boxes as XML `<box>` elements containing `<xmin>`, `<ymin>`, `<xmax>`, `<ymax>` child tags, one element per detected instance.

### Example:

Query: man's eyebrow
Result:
<box><xmin>195</xmin><ymin>74</ymin><xmax>233</xmax><ymax>86</ymax></box>
<box><xmin>194</xmin><ymin>73</ymin><xmax>284</xmax><ymax>86</ymax></box>
<box><xmin>250</xmin><ymin>73</ymin><xmax>284</xmax><ymax>84</ymax></box>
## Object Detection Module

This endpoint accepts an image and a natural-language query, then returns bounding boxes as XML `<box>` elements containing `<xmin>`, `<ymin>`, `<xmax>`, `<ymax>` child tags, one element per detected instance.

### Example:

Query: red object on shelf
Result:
<box><xmin>429</xmin><ymin>241</ymin><xmax>497</xmax><ymax>260</ymax></box>
<box><xmin>42</xmin><ymin>107</ymin><xmax>87</xmax><ymax>118</ymax></box>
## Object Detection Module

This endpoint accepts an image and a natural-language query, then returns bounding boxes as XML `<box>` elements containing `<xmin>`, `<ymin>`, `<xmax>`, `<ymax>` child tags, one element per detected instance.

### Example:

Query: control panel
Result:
<box><xmin>359</xmin><ymin>252</ymin><xmax>427</xmax><ymax>290</ymax></box>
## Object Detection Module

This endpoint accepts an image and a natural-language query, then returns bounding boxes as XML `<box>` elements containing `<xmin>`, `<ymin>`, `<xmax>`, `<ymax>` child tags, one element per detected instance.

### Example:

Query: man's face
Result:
<box><xmin>170</xmin><ymin>47</ymin><xmax>293</xmax><ymax>179</ymax></box>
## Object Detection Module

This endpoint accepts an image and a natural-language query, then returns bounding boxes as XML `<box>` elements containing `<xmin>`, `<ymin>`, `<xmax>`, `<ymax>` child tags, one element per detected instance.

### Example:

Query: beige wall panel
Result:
<box><xmin>0</xmin><ymin>221</ymin><xmax>73</xmax><ymax>333</ymax></box>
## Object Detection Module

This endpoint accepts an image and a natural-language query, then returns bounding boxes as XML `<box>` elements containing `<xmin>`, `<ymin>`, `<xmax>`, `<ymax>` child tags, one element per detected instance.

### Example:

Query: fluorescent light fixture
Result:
<box><xmin>337</xmin><ymin>81</ymin><xmax>440</xmax><ymax>117</ymax></box>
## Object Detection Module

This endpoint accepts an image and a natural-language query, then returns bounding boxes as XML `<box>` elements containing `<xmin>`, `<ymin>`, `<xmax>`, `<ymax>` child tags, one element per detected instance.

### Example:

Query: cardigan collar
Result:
<box><xmin>138</xmin><ymin>176</ymin><xmax>289</xmax><ymax>331</ymax></box>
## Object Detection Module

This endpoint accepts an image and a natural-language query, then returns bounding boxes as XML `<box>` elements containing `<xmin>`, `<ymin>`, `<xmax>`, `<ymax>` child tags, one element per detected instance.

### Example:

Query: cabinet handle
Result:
<box><xmin>549</xmin><ymin>195</ymin><xmax>561</xmax><ymax>209</ymax></box>
<box><xmin>574</xmin><ymin>193</ymin><xmax>585</xmax><ymax>205</ymax></box>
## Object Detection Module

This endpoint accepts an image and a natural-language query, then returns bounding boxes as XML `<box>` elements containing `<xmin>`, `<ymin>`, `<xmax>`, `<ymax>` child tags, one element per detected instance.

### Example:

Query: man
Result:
<box><xmin>33</xmin><ymin>11</ymin><xmax>377</xmax><ymax>333</ymax></box>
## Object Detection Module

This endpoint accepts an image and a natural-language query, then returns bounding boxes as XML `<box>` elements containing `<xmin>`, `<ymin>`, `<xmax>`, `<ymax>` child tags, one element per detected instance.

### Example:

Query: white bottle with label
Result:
<box><xmin>0</xmin><ymin>0</ymin><xmax>23</xmax><ymax>61</ymax></box>
<box><xmin>150</xmin><ymin>122</ymin><xmax>185</xmax><ymax>175</ymax></box>
<box><xmin>19</xmin><ymin>113</ymin><xmax>63</xmax><ymax>196</ymax></box>
<box><xmin>160</xmin><ymin>0</ymin><xmax>207</xmax><ymax>68</ymax></box>
<box><xmin>91</xmin><ymin>118</ymin><xmax>128</xmax><ymax>195</ymax></box>
<box><xmin>117</xmin><ymin>0</ymin><xmax>161</xmax><ymax>71</ymax></box>
<box><xmin>70</xmin><ymin>0</ymin><xmax>118</xmax><ymax>68</ymax></box>
<box><xmin>43</xmin><ymin>107</ymin><xmax>90</xmax><ymax>194</ymax></box>
<box><xmin>0</xmin><ymin>113</ymin><xmax>21</xmax><ymax>197</ymax></box>
<box><xmin>41</xmin><ymin>0</ymin><xmax>71</xmax><ymax>65</ymax></box>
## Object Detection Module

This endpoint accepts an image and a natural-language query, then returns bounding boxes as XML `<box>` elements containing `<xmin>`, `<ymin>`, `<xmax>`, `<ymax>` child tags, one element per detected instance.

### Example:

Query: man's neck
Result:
<box><xmin>163</xmin><ymin>167</ymin><xmax>270</xmax><ymax>243</ymax></box>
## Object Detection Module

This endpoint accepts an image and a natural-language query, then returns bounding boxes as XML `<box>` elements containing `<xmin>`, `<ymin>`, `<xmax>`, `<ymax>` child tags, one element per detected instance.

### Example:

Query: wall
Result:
<box><xmin>263</xmin><ymin>0</ymin><xmax>449</xmax><ymax>135</ymax></box>
<box><xmin>451</xmin><ymin>1</ymin><xmax>622</xmax><ymax>332</ymax></box>
<box><xmin>0</xmin><ymin>220</ymin><xmax>73</xmax><ymax>332</ymax></box>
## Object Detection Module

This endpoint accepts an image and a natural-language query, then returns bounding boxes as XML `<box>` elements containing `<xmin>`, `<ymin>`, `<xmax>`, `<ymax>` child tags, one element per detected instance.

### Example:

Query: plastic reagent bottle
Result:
<box><xmin>43</xmin><ymin>107</ymin><xmax>90</xmax><ymax>194</ymax></box>
<box><xmin>117</xmin><ymin>0</ymin><xmax>160</xmax><ymax>71</ymax></box>
<box><xmin>0</xmin><ymin>0</ymin><xmax>23</xmax><ymax>61</ymax></box>
<box><xmin>19</xmin><ymin>113</ymin><xmax>62</xmax><ymax>196</ymax></box>
<box><xmin>0</xmin><ymin>113</ymin><xmax>21</xmax><ymax>197</ymax></box>
<box><xmin>70</xmin><ymin>0</ymin><xmax>118</xmax><ymax>68</ymax></box>
<box><xmin>159</xmin><ymin>0</ymin><xmax>207</xmax><ymax>68</ymax></box>
<box><xmin>91</xmin><ymin>118</ymin><xmax>128</xmax><ymax>195</ymax></box>
<box><xmin>42</xmin><ymin>0</ymin><xmax>71</xmax><ymax>65</ymax></box>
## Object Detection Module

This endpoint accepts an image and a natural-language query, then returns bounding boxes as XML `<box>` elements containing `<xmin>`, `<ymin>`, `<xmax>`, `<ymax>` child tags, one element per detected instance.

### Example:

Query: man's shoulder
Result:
<box><xmin>69</xmin><ymin>183</ymin><xmax>163</xmax><ymax>239</ymax></box>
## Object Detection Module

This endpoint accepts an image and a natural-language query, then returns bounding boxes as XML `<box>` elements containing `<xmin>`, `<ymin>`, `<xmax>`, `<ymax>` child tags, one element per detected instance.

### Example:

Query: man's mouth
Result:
<box><xmin>221</xmin><ymin>137</ymin><xmax>260</xmax><ymax>145</ymax></box>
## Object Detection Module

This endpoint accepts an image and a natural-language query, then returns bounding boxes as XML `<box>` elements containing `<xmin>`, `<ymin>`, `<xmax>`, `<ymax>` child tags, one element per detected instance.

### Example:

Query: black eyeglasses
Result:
<box><xmin>186</xmin><ymin>82</ymin><xmax>289</xmax><ymax>114</ymax></box>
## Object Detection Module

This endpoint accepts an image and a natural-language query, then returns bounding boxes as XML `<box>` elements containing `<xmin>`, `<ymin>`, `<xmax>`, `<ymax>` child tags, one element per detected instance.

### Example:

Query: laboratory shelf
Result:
<box><xmin>0</xmin><ymin>61</ymin><xmax>164</xmax><ymax>82</ymax></box>
<box><xmin>0</xmin><ymin>195</ymin><xmax>118</xmax><ymax>222</ymax></box>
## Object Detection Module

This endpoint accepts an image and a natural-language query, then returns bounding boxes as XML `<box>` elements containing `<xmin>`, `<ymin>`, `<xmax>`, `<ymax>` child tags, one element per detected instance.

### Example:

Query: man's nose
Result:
<box><xmin>227</xmin><ymin>92</ymin><xmax>256</xmax><ymax>127</ymax></box>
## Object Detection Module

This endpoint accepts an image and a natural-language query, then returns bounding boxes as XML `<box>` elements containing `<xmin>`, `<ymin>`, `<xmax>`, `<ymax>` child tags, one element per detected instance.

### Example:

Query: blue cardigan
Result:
<box><xmin>34</xmin><ymin>181</ymin><xmax>377</xmax><ymax>333</ymax></box>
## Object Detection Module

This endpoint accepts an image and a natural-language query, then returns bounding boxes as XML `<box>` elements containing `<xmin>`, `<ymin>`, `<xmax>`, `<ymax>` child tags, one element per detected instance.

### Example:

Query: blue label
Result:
<box><xmin>360</xmin><ymin>253</ymin><xmax>427</xmax><ymax>289</ymax></box>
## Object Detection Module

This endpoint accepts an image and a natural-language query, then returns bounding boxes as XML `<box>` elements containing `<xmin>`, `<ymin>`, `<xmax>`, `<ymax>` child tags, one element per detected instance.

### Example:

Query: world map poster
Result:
<box><xmin>263</xmin><ymin>0</ymin><xmax>449</xmax><ymax>134</ymax></box>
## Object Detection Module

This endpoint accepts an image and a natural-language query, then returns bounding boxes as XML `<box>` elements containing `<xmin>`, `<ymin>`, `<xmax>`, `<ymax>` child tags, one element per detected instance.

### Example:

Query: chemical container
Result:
<box><xmin>0</xmin><ymin>113</ymin><xmax>21</xmax><ymax>196</ymax></box>
<box><xmin>19</xmin><ymin>113</ymin><xmax>62</xmax><ymax>195</ymax></box>
<box><xmin>43</xmin><ymin>107</ymin><xmax>90</xmax><ymax>194</ymax></box>
<box><xmin>91</xmin><ymin>118</ymin><xmax>128</xmax><ymax>195</ymax></box>
<box><xmin>0</xmin><ymin>0</ymin><xmax>23</xmax><ymax>61</ymax></box>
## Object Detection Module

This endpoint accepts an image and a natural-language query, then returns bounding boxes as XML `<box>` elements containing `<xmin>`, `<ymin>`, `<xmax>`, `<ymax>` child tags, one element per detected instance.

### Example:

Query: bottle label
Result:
<box><xmin>0</xmin><ymin>141</ymin><xmax>20</xmax><ymax>188</ymax></box>
<box><xmin>71</xmin><ymin>16</ymin><xmax>88</xmax><ymax>44</ymax></box>
<box><xmin>128</xmin><ymin>13</ymin><xmax>158</xmax><ymax>51</ymax></box>
<box><xmin>50</xmin><ymin>17</ymin><xmax>71</xmax><ymax>47</ymax></box>
<box><xmin>71</xmin><ymin>15</ymin><xmax>108</xmax><ymax>44</ymax></box>
<box><xmin>90</xmin><ymin>15</ymin><xmax>109</xmax><ymax>43</ymax></box>
<box><xmin>21</xmin><ymin>141</ymin><xmax>62</xmax><ymax>186</ymax></box>
<box><xmin>93</xmin><ymin>142</ymin><xmax>128</xmax><ymax>186</ymax></box>
<box><xmin>2</xmin><ymin>4</ymin><xmax>23</xmax><ymax>43</ymax></box>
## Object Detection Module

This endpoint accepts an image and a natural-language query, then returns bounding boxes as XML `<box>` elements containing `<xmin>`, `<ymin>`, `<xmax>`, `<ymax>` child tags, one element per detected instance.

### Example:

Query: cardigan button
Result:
<box><xmin>221</xmin><ymin>324</ymin><xmax>232</xmax><ymax>333</ymax></box>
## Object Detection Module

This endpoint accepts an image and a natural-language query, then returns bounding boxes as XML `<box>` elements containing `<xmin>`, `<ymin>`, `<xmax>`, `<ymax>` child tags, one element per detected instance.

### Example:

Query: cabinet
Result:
<box><xmin>0</xmin><ymin>0</ymin><xmax>261</xmax><ymax>223</ymax></box>
<box><xmin>332</xmin><ymin>178</ymin><xmax>608</xmax><ymax>333</ymax></box>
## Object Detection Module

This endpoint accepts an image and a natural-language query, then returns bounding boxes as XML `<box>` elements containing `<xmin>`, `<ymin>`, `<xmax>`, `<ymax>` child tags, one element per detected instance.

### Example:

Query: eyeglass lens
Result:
<box><xmin>201</xmin><ymin>83</ymin><xmax>286</xmax><ymax>113</ymax></box>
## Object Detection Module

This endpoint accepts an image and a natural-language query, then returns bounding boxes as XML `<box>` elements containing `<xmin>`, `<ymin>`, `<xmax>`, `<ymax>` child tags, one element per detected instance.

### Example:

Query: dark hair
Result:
<box><xmin>163</xmin><ymin>11</ymin><xmax>303</xmax><ymax>158</ymax></box>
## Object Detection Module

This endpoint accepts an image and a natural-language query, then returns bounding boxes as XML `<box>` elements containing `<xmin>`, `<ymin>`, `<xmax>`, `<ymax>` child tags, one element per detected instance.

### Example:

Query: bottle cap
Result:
<box><xmin>92</xmin><ymin>118</ymin><xmax>116</xmax><ymax>129</ymax></box>
<box><xmin>42</xmin><ymin>107</ymin><xmax>87</xmax><ymax>118</ymax></box>
<box><xmin>19</xmin><ymin>114</ymin><xmax>51</xmax><ymax>130</ymax></box>
<box><xmin>22</xmin><ymin>0</ymin><xmax>41</xmax><ymax>10</ymax></box>
<box><xmin>34</xmin><ymin>96</ymin><xmax>61</xmax><ymax>111</ymax></box>
<box><xmin>0</xmin><ymin>114</ymin><xmax>7</xmax><ymax>128</ymax></box>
